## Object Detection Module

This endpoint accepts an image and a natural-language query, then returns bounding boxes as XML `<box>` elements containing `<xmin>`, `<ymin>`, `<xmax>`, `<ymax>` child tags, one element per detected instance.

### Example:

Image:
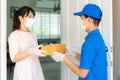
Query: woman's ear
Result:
<box><xmin>18</xmin><ymin>16</ymin><xmax>23</xmax><ymax>23</ymax></box>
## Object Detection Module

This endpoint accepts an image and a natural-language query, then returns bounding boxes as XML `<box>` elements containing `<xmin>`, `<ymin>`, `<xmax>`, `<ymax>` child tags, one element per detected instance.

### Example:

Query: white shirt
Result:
<box><xmin>8</xmin><ymin>30</ymin><xmax>44</xmax><ymax>80</ymax></box>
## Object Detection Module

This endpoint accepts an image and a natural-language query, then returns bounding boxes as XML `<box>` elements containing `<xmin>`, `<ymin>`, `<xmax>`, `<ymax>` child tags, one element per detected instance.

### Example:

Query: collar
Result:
<box><xmin>85</xmin><ymin>29</ymin><xmax>100</xmax><ymax>40</ymax></box>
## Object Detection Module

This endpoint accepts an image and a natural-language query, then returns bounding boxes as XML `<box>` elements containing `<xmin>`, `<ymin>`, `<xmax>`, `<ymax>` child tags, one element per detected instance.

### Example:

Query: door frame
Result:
<box><xmin>0</xmin><ymin>0</ymin><xmax>7</xmax><ymax>80</ymax></box>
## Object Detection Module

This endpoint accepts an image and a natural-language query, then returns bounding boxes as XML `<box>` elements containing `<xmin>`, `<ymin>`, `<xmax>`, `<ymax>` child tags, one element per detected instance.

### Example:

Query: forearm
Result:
<box><xmin>74</xmin><ymin>53</ymin><xmax>80</xmax><ymax>61</ymax></box>
<box><xmin>13</xmin><ymin>50</ymin><xmax>30</xmax><ymax>62</ymax></box>
<box><xmin>63</xmin><ymin>56</ymin><xmax>88</xmax><ymax>78</ymax></box>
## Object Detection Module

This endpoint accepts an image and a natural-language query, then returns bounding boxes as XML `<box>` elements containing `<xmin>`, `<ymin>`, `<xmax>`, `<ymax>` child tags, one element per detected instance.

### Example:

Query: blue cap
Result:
<box><xmin>73</xmin><ymin>4</ymin><xmax>102</xmax><ymax>20</ymax></box>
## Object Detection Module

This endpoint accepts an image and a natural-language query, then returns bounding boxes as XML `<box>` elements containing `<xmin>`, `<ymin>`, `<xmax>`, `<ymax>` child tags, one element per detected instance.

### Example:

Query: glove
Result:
<box><xmin>65</xmin><ymin>48</ymin><xmax>78</xmax><ymax>57</ymax></box>
<box><xmin>28</xmin><ymin>45</ymin><xmax>47</xmax><ymax>57</ymax></box>
<box><xmin>51</xmin><ymin>52</ymin><xmax>65</xmax><ymax>62</ymax></box>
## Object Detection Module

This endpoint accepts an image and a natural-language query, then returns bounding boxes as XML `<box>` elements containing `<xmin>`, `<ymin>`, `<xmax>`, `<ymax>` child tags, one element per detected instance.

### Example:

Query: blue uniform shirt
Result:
<box><xmin>79</xmin><ymin>29</ymin><xmax>107</xmax><ymax>80</ymax></box>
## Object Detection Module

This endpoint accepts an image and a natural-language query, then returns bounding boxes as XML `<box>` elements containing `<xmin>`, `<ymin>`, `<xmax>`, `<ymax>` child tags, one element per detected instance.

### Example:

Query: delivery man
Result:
<box><xmin>51</xmin><ymin>3</ymin><xmax>107</xmax><ymax>80</ymax></box>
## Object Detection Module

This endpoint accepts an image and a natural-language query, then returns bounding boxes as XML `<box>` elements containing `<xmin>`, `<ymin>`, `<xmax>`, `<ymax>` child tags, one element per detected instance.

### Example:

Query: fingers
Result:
<box><xmin>51</xmin><ymin>54</ymin><xmax>60</xmax><ymax>62</ymax></box>
<box><xmin>51</xmin><ymin>51</ymin><xmax>65</xmax><ymax>62</ymax></box>
<box><xmin>40</xmin><ymin>54</ymin><xmax>47</xmax><ymax>57</ymax></box>
<box><xmin>41</xmin><ymin>50</ymin><xmax>47</xmax><ymax>53</ymax></box>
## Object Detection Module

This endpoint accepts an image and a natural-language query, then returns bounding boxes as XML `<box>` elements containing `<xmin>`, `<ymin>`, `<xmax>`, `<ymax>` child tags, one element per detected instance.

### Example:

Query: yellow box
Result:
<box><xmin>40</xmin><ymin>44</ymin><xmax>66</xmax><ymax>56</ymax></box>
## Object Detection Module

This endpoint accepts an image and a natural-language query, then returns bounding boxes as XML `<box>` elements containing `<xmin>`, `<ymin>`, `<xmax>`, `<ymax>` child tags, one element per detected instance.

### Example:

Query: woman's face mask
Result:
<box><xmin>24</xmin><ymin>18</ymin><xmax>34</xmax><ymax>28</ymax></box>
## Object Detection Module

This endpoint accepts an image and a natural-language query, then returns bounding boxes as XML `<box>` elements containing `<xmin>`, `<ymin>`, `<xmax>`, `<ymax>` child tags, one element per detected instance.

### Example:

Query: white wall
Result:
<box><xmin>61</xmin><ymin>0</ymin><xmax>113</xmax><ymax>80</ymax></box>
<box><xmin>61</xmin><ymin>1</ymin><xmax>86</xmax><ymax>80</ymax></box>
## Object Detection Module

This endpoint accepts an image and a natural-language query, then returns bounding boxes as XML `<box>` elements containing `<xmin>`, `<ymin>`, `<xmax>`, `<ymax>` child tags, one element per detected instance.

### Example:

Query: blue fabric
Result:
<box><xmin>79</xmin><ymin>29</ymin><xmax>107</xmax><ymax>80</ymax></box>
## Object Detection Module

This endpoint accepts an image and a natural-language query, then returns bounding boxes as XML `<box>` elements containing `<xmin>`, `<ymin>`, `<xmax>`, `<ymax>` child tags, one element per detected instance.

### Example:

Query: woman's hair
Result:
<box><xmin>13</xmin><ymin>6</ymin><xmax>35</xmax><ymax>31</ymax></box>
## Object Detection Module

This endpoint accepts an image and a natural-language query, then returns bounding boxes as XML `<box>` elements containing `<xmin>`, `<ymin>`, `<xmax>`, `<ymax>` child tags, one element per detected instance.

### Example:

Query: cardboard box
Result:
<box><xmin>40</xmin><ymin>43</ymin><xmax>66</xmax><ymax>56</ymax></box>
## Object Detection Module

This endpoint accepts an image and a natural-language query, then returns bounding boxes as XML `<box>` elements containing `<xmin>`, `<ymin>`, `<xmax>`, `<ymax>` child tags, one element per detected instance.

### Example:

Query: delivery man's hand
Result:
<box><xmin>28</xmin><ymin>45</ymin><xmax>47</xmax><ymax>57</ymax></box>
<box><xmin>65</xmin><ymin>48</ymin><xmax>78</xmax><ymax>57</ymax></box>
<box><xmin>51</xmin><ymin>52</ymin><xmax>65</xmax><ymax>62</ymax></box>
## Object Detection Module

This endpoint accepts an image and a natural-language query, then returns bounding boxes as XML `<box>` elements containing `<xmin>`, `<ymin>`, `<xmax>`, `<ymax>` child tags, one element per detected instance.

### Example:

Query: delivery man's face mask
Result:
<box><xmin>81</xmin><ymin>20</ymin><xmax>87</xmax><ymax>31</ymax></box>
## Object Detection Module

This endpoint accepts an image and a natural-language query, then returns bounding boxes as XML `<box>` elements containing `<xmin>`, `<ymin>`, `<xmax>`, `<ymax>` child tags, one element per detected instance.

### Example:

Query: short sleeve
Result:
<box><xmin>8</xmin><ymin>33</ymin><xmax>19</xmax><ymax>62</ymax></box>
<box><xmin>31</xmin><ymin>32</ymin><xmax>38</xmax><ymax>45</ymax></box>
<box><xmin>80</xmin><ymin>42</ymin><xmax>96</xmax><ymax>70</ymax></box>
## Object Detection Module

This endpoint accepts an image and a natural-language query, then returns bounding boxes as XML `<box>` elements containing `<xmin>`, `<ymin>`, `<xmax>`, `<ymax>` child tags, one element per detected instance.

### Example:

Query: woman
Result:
<box><xmin>8</xmin><ymin>6</ymin><xmax>46</xmax><ymax>80</ymax></box>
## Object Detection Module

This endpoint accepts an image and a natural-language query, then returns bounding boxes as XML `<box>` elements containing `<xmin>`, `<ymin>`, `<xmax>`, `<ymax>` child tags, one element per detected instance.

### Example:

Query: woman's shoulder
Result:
<box><xmin>8</xmin><ymin>30</ymin><xmax>20</xmax><ymax>39</ymax></box>
<box><xmin>9</xmin><ymin>30</ymin><xmax>19</xmax><ymax>36</ymax></box>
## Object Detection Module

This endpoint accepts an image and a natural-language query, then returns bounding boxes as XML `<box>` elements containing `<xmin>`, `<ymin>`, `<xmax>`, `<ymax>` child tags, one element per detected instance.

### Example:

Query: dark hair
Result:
<box><xmin>13</xmin><ymin>6</ymin><xmax>35</xmax><ymax>31</ymax></box>
<box><xmin>84</xmin><ymin>15</ymin><xmax>101</xmax><ymax>26</ymax></box>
